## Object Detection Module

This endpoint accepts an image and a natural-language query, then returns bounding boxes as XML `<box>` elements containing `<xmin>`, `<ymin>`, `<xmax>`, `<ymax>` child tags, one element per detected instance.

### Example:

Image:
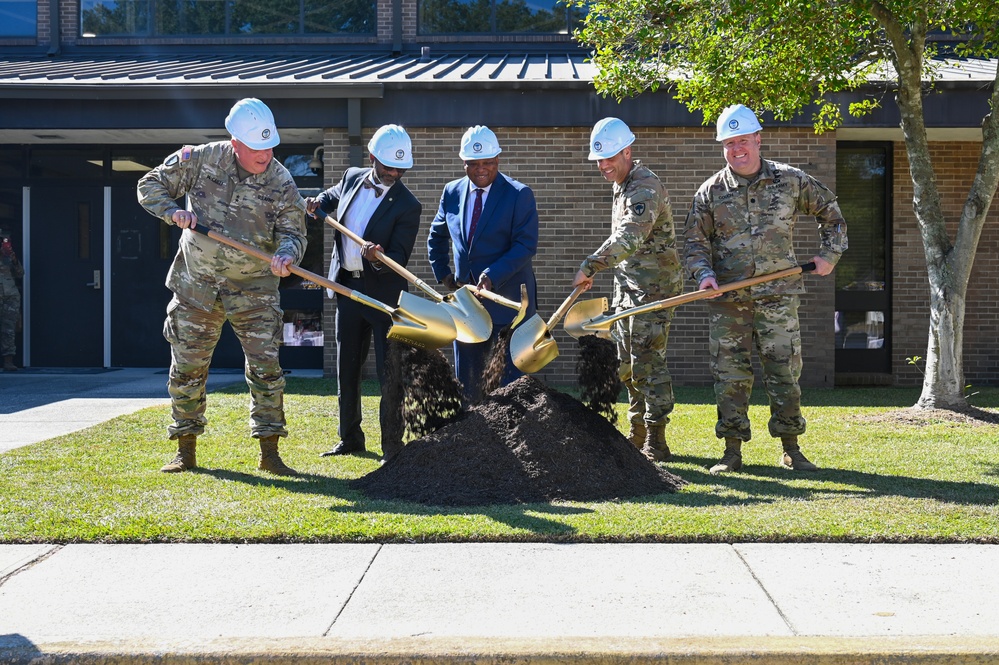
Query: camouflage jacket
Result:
<box><xmin>137</xmin><ymin>141</ymin><xmax>307</xmax><ymax>311</ymax></box>
<box><xmin>578</xmin><ymin>161</ymin><xmax>683</xmax><ymax>309</ymax></box>
<box><xmin>0</xmin><ymin>253</ymin><xmax>23</xmax><ymax>298</ymax></box>
<box><xmin>683</xmin><ymin>158</ymin><xmax>848</xmax><ymax>301</ymax></box>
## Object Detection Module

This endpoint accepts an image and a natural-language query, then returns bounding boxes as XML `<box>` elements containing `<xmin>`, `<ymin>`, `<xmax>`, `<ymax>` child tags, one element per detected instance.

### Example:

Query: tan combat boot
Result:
<box><xmin>160</xmin><ymin>435</ymin><xmax>197</xmax><ymax>473</ymax></box>
<box><xmin>710</xmin><ymin>438</ymin><xmax>743</xmax><ymax>475</ymax></box>
<box><xmin>627</xmin><ymin>419</ymin><xmax>646</xmax><ymax>449</ymax></box>
<box><xmin>640</xmin><ymin>423</ymin><xmax>671</xmax><ymax>462</ymax></box>
<box><xmin>258</xmin><ymin>435</ymin><xmax>298</xmax><ymax>476</ymax></box>
<box><xmin>780</xmin><ymin>437</ymin><xmax>818</xmax><ymax>471</ymax></box>
<box><xmin>2</xmin><ymin>355</ymin><xmax>16</xmax><ymax>372</ymax></box>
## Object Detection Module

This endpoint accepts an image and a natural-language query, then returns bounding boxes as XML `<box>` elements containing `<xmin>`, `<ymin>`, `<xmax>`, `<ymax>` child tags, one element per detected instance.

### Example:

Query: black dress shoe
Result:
<box><xmin>320</xmin><ymin>441</ymin><xmax>365</xmax><ymax>457</ymax></box>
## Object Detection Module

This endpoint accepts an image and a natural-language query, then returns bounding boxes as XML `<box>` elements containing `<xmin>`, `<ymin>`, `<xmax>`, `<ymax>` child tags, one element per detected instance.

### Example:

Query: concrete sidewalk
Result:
<box><xmin>1</xmin><ymin>369</ymin><xmax>998</xmax><ymax>664</ymax></box>
<box><xmin>1</xmin><ymin>542</ymin><xmax>998</xmax><ymax>663</ymax></box>
<box><xmin>0</xmin><ymin>367</ymin><xmax>318</xmax><ymax>453</ymax></box>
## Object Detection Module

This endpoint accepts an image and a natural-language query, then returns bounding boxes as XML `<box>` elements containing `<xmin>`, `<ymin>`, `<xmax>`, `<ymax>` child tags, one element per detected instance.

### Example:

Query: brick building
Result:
<box><xmin>1</xmin><ymin>0</ymin><xmax>996</xmax><ymax>388</ymax></box>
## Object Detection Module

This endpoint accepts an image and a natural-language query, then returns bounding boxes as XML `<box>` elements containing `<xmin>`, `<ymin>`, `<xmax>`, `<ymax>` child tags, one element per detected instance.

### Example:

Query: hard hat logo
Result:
<box><xmin>262</xmin><ymin>129</ymin><xmax>271</xmax><ymax>139</ymax></box>
<box><xmin>395</xmin><ymin>149</ymin><xmax>406</xmax><ymax>161</ymax></box>
<box><xmin>593</xmin><ymin>141</ymin><xmax>603</xmax><ymax>152</ymax></box>
<box><xmin>472</xmin><ymin>142</ymin><xmax>483</xmax><ymax>153</ymax></box>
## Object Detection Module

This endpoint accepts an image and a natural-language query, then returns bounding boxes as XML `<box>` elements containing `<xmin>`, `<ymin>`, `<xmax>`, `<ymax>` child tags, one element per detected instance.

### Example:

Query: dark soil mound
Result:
<box><xmin>353</xmin><ymin>375</ymin><xmax>687</xmax><ymax>506</ymax></box>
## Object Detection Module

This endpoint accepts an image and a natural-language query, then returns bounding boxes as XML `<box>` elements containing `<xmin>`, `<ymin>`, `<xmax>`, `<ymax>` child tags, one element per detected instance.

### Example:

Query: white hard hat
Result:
<box><xmin>368</xmin><ymin>124</ymin><xmax>413</xmax><ymax>169</ymax></box>
<box><xmin>715</xmin><ymin>104</ymin><xmax>762</xmax><ymax>142</ymax></box>
<box><xmin>459</xmin><ymin>125</ymin><xmax>502</xmax><ymax>160</ymax></box>
<box><xmin>588</xmin><ymin>117</ymin><xmax>636</xmax><ymax>160</ymax></box>
<box><xmin>225</xmin><ymin>98</ymin><xmax>280</xmax><ymax>150</ymax></box>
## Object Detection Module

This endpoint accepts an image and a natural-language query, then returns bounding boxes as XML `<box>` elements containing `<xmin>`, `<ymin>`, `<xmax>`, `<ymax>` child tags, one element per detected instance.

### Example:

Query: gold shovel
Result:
<box><xmin>510</xmin><ymin>284</ymin><xmax>588</xmax><ymax>374</ymax></box>
<box><xmin>187</xmin><ymin>224</ymin><xmax>457</xmax><ymax>349</ymax></box>
<box><xmin>563</xmin><ymin>263</ymin><xmax>817</xmax><ymax>339</ymax></box>
<box><xmin>309</xmin><ymin>207</ymin><xmax>496</xmax><ymax>344</ymax></box>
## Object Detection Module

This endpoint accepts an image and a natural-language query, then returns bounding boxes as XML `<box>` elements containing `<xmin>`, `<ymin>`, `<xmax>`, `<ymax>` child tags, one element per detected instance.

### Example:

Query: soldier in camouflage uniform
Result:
<box><xmin>137</xmin><ymin>98</ymin><xmax>307</xmax><ymax>476</ymax></box>
<box><xmin>573</xmin><ymin>118</ymin><xmax>683</xmax><ymax>462</ymax></box>
<box><xmin>683</xmin><ymin>104</ymin><xmax>848</xmax><ymax>474</ymax></box>
<box><xmin>0</xmin><ymin>227</ymin><xmax>24</xmax><ymax>372</ymax></box>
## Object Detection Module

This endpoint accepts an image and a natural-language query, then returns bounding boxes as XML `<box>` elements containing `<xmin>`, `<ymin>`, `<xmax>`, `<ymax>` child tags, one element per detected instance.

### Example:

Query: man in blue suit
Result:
<box><xmin>428</xmin><ymin>126</ymin><xmax>539</xmax><ymax>402</ymax></box>
<box><xmin>304</xmin><ymin>125</ymin><xmax>422</xmax><ymax>461</ymax></box>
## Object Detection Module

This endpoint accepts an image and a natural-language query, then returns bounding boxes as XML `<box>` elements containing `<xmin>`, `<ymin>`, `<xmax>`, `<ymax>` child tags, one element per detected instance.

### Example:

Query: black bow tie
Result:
<box><xmin>362</xmin><ymin>179</ymin><xmax>384</xmax><ymax>198</ymax></box>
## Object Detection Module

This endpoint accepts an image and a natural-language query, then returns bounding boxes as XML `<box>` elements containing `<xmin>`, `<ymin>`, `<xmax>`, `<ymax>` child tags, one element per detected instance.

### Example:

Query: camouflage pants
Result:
<box><xmin>613</xmin><ymin>309</ymin><xmax>674</xmax><ymax>427</ymax></box>
<box><xmin>0</xmin><ymin>292</ymin><xmax>19</xmax><ymax>356</ymax></box>
<box><xmin>706</xmin><ymin>295</ymin><xmax>806</xmax><ymax>441</ymax></box>
<box><xmin>162</xmin><ymin>292</ymin><xmax>287</xmax><ymax>440</ymax></box>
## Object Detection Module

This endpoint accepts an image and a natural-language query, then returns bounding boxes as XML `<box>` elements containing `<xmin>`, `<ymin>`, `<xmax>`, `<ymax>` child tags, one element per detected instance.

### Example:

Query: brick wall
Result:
<box><xmin>891</xmin><ymin>142</ymin><xmax>999</xmax><ymax>387</ymax></box>
<box><xmin>320</xmin><ymin>125</ymin><xmax>841</xmax><ymax>388</ymax></box>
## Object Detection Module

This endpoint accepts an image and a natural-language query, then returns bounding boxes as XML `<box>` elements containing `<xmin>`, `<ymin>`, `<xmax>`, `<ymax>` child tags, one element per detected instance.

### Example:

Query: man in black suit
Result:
<box><xmin>304</xmin><ymin>125</ymin><xmax>422</xmax><ymax>461</ymax></box>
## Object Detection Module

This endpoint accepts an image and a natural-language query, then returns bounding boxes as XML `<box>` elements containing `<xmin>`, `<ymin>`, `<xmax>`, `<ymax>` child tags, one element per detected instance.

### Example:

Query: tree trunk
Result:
<box><xmin>916</xmin><ymin>285</ymin><xmax>968</xmax><ymax>409</ymax></box>
<box><xmin>886</xmin><ymin>27</ymin><xmax>972</xmax><ymax>410</ymax></box>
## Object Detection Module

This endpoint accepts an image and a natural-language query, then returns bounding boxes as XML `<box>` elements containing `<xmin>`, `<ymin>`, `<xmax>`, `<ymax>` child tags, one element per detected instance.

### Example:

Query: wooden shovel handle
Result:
<box><xmin>310</xmin><ymin>207</ymin><xmax>445</xmax><ymax>304</ymax></box>
<box><xmin>607</xmin><ymin>262</ymin><xmax>817</xmax><ymax>325</ymax></box>
<box><xmin>546</xmin><ymin>285</ymin><xmax>588</xmax><ymax>331</ymax></box>
<box><xmin>186</xmin><ymin>223</ymin><xmax>354</xmax><ymax>300</ymax></box>
<box><xmin>465</xmin><ymin>285</ymin><xmax>522</xmax><ymax>310</ymax></box>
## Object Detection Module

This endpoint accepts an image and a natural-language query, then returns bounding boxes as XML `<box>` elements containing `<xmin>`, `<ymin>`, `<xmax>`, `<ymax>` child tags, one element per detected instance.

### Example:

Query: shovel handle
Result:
<box><xmin>186</xmin><ymin>223</ymin><xmax>393</xmax><ymax>317</ymax></box>
<box><xmin>311</xmin><ymin>207</ymin><xmax>445</xmax><ymax>304</ymax></box>
<box><xmin>546</xmin><ymin>284</ymin><xmax>588</xmax><ymax>331</ymax></box>
<box><xmin>595</xmin><ymin>262</ymin><xmax>817</xmax><ymax>328</ymax></box>
<box><xmin>465</xmin><ymin>286</ymin><xmax>522</xmax><ymax>311</ymax></box>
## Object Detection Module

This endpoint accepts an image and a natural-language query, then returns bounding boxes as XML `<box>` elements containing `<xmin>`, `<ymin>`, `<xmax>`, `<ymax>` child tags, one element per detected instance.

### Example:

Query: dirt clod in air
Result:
<box><xmin>576</xmin><ymin>334</ymin><xmax>623</xmax><ymax>425</ymax></box>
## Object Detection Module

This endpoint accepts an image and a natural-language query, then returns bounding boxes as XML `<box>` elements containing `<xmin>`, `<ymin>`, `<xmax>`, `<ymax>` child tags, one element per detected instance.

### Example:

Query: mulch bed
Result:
<box><xmin>855</xmin><ymin>405</ymin><xmax>999</xmax><ymax>426</ymax></box>
<box><xmin>352</xmin><ymin>375</ymin><xmax>687</xmax><ymax>506</ymax></box>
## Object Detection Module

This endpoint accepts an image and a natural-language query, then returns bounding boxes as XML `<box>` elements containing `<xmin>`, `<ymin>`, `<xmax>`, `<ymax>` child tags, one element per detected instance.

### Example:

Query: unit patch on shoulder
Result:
<box><xmin>631</xmin><ymin>202</ymin><xmax>646</xmax><ymax>216</ymax></box>
<box><xmin>165</xmin><ymin>146</ymin><xmax>195</xmax><ymax>166</ymax></box>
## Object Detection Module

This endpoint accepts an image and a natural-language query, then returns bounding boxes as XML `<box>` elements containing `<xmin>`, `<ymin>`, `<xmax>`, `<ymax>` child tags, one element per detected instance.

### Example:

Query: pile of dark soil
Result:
<box><xmin>353</xmin><ymin>375</ymin><xmax>687</xmax><ymax>506</ymax></box>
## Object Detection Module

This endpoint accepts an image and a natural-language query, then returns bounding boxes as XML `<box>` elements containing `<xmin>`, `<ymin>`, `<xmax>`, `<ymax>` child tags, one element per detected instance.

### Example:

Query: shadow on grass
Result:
<box><xmin>213</xmin><ymin>377</ymin><xmax>382</xmax><ymax>398</ymax></box>
<box><xmin>192</xmin><ymin>464</ymin><xmax>592</xmax><ymax>535</ymax></box>
<box><xmin>657</xmin><ymin>455</ymin><xmax>999</xmax><ymax>507</ymax></box>
<box><xmin>328</xmin><ymin>499</ymin><xmax>593</xmax><ymax>536</ymax></box>
<box><xmin>191</xmin><ymin>466</ymin><xmax>368</xmax><ymax>504</ymax></box>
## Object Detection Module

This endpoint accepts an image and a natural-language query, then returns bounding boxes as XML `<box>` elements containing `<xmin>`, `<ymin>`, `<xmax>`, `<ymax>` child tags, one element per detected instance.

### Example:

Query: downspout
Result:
<box><xmin>392</xmin><ymin>0</ymin><xmax>402</xmax><ymax>54</ymax></box>
<box><xmin>46</xmin><ymin>0</ymin><xmax>61</xmax><ymax>56</ymax></box>
<box><xmin>348</xmin><ymin>98</ymin><xmax>364</xmax><ymax>167</ymax></box>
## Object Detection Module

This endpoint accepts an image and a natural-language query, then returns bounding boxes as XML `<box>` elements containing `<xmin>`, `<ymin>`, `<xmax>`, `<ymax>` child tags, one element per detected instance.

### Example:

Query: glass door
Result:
<box><xmin>834</xmin><ymin>143</ymin><xmax>891</xmax><ymax>376</ymax></box>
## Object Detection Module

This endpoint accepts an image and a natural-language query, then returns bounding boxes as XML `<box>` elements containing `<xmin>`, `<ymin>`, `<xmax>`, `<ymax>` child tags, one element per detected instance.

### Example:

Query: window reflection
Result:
<box><xmin>0</xmin><ymin>0</ymin><xmax>37</xmax><ymax>37</ymax></box>
<box><xmin>419</xmin><ymin>0</ymin><xmax>581</xmax><ymax>34</ymax></box>
<box><xmin>80</xmin><ymin>0</ymin><xmax>375</xmax><ymax>36</ymax></box>
<box><xmin>835</xmin><ymin>310</ymin><xmax>885</xmax><ymax>349</ymax></box>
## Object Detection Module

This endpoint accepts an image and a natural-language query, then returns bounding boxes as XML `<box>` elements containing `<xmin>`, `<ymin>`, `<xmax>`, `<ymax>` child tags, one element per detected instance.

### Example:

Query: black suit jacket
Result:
<box><xmin>316</xmin><ymin>167</ymin><xmax>422</xmax><ymax>304</ymax></box>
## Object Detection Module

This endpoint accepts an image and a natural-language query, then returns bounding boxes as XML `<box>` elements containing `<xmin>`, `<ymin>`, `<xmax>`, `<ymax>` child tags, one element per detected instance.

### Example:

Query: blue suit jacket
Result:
<box><xmin>427</xmin><ymin>173</ymin><xmax>538</xmax><ymax>325</ymax></box>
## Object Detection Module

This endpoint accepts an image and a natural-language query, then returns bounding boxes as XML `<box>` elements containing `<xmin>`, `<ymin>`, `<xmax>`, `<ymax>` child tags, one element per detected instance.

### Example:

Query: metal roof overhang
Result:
<box><xmin>0</xmin><ymin>52</ymin><xmax>994</xmax><ymax>145</ymax></box>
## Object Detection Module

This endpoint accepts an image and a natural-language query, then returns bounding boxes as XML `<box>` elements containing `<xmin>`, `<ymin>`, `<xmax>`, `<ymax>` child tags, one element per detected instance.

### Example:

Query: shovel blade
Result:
<box><xmin>445</xmin><ymin>286</ymin><xmax>493</xmax><ymax>343</ymax></box>
<box><xmin>563</xmin><ymin>298</ymin><xmax>613</xmax><ymax>339</ymax></box>
<box><xmin>510</xmin><ymin>314</ymin><xmax>559</xmax><ymax>373</ymax></box>
<box><xmin>387</xmin><ymin>291</ymin><xmax>458</xmax><ymax>349</ymax></box>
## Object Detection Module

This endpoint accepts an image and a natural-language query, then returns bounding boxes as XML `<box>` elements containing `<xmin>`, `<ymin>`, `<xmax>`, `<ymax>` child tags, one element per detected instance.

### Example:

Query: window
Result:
<box><xmin>419</xmin><ymin>0</ymin><xmax>583</xmax><ymax>35</ymax></box>
<box><xmin>0</xmin><ymin>0</ymin><xmax>37</xmax><ymax>37</ymax></box>
<box><xmin>80</xmin><ymin>0</ymin><xmax>375</xmax><ymax>37</ymax></box>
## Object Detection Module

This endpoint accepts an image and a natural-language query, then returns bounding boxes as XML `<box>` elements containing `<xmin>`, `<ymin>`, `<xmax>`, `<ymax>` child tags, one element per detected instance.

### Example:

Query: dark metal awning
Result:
<box><xmin>0</xmin><ymin>51</ymin><xmax>597</xmax><ymax>99</ymax></box>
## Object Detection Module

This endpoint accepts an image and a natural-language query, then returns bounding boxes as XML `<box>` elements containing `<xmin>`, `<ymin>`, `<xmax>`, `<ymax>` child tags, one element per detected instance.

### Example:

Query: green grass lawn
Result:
<box><xmin>2</xmin><ymin>378</ymin><xmax>997</xmax><ymax>544</ymax></box>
